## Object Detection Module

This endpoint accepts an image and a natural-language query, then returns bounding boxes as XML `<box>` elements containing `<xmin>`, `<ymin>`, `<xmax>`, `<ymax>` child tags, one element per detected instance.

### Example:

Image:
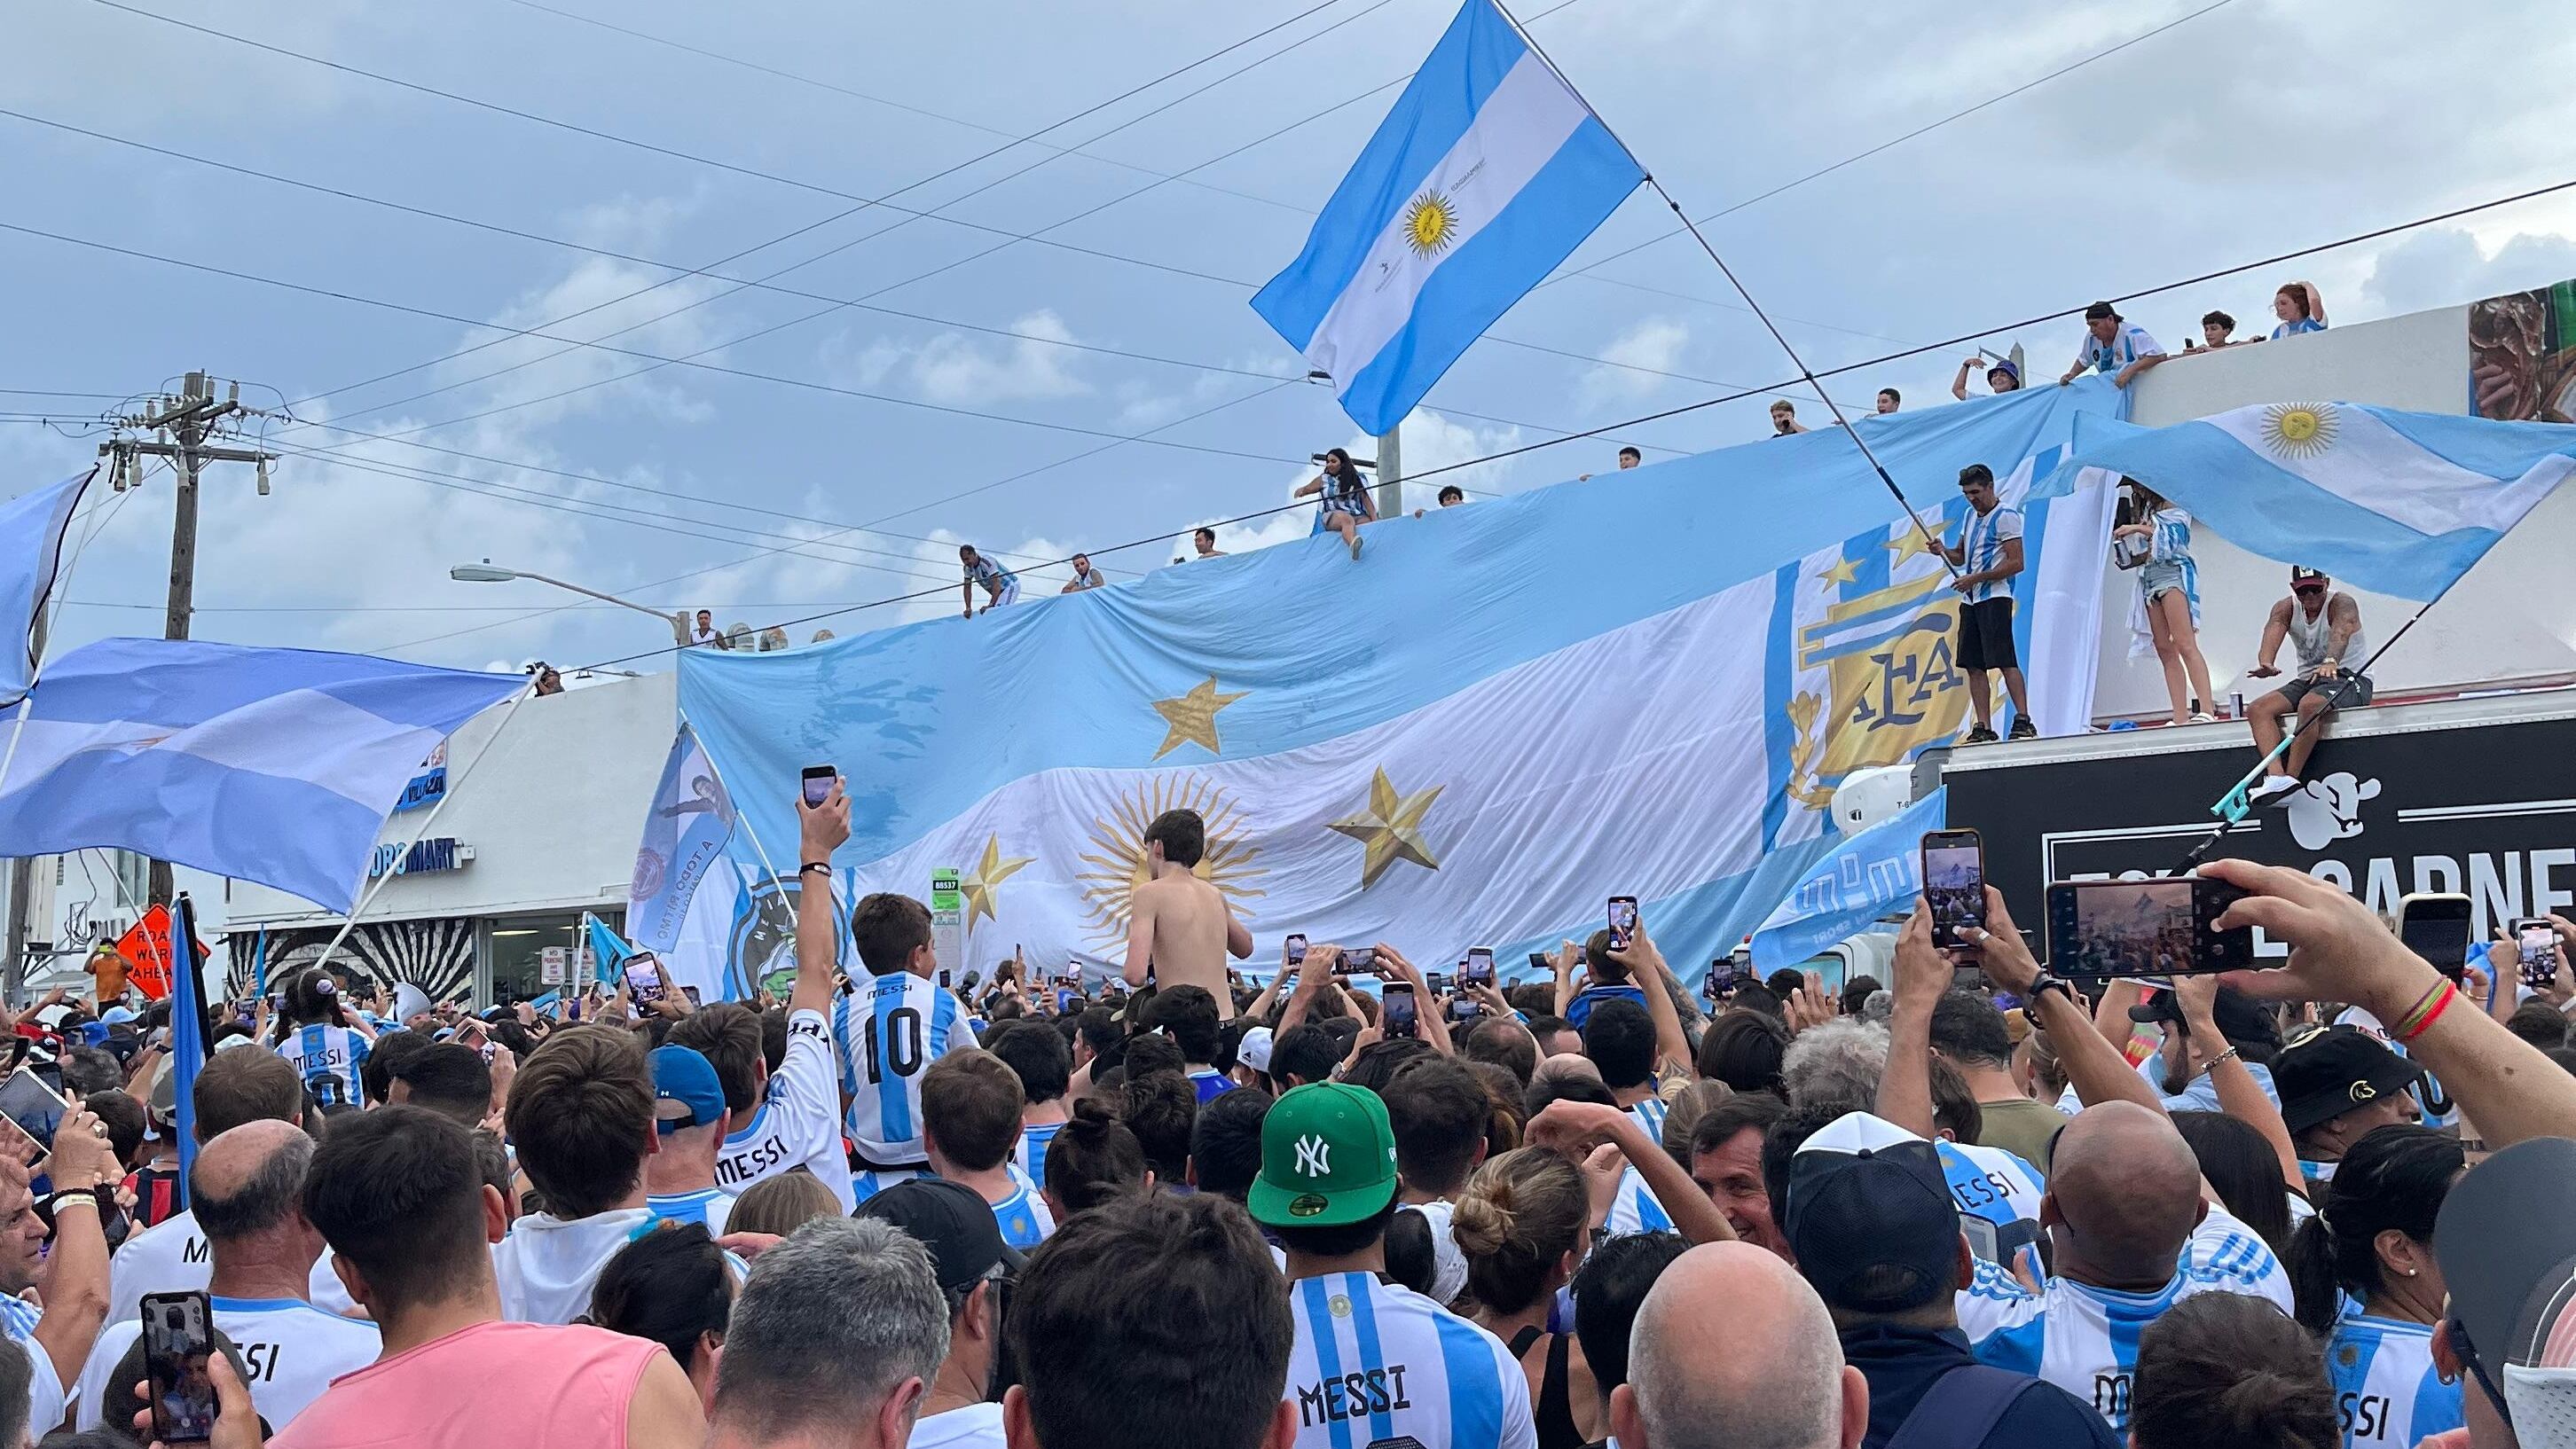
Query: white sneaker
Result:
<box><xmin>2189</xmin><ymin>711</ymin><xmax>2217</xmax><ymax>724</ymax></box>
<box><xmin>2247</xmin><ymin>775</ymin><xmax>2302</xmax><ymax>806</ymax></box>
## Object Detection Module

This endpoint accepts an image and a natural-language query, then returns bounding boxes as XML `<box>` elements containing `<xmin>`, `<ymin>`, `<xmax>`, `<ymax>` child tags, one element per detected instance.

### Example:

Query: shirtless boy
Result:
<box><xmin>1121</xmin><ymin>809</ymin><xmax>1253</xmax><ymax>1016</ymax></box>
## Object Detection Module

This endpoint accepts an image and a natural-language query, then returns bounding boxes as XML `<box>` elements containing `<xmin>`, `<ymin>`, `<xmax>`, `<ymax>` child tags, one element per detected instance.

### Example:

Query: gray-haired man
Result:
<box><xmin>711</xmin><ymin>1217</ymin><xmax>953</xmax><ymax>1449</ymax></box>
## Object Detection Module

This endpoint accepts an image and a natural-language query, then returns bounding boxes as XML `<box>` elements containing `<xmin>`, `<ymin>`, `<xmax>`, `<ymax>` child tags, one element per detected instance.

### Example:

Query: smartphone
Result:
<box><xmin>680</xmin><ymin>985</ymin><xmax>703</xmax><ymax>1007</ymax></box>
<box><xmin>2044</xmin><ymin>876</ymin><xmax>2254</xmax><ymax>977</ymax></box>
<box><xmin>1704</xmin><ymin>965</ymin><xmax>1738</xmax><ymax>1002</ymax></box>
<box><xmin>2397</xmin><ymin>893</ymin><xmax>2475</xmax><ymax>979</ymax></box>
<box><xmin>140</xmin><ymin>1290</ymin><xmax>218</xmax><ymax>1443</ymax></box>
<box><xmin>1056</xmin><ymin>989</ymin><xmax>1078</xmax><ymax>1014</ymax></box>
<box><xmin>1342</xmin><ymin>946</ymin><xmax>1378</xmax><ymax>973</ymax></box>
<box><xmin>623</xmin><ymin>957</ymin><xmax>667</xmax><ymax>1003</ymax></box>
<box><xmin>1528</xmin><ymin>952</ymin><xmax>1549</xmax><ymax>976</ymax></box>
<box><xmin>1463</xmin><ymin>948</ymin><xmax>1495</xmax><ymax>988</ymax></box>
<box><xmin>1381</xmin><ymin>983</ymin><xmax>1418</xmax><ymax>1038</ymax></box>
<box><xmin>800</xmin><ymin>765</ymin><xmax>837</xmax><ymax>808</ymax></box>
<box><xmin>1424</xmin><ymin>971</ymin><xmax>1448</xmax><ymax>997</ymax></box>
<box><xmin>2517</xmin><ymin>918</ymin><xmax>2559</xmax><ymax>990</ymax></box>
<box><xmin>1449</xmin><ymin>997</ymin><xmax>1481</xmax><ymax>1024</ymax></box>
<box><xmin>1607</xmin><ymin>897</ymin><xmax>1639</xmax><ymax>950</ymax></box>
<box><xmin>1285</xmin><ymin>934</ymin><xmax>1308</xmax><ymax>966</ymax></box>
<box><xmin>1920</xmin><ymin>829</ymin><xmax>1986</xmax><ymax>949</ymax></box>
<box><xmin>938</xmin><ymin>968</ymin><xmax>953</xmax><ymax>991</ymax></box>
<box><xmin>0</xmin><ymin>1068</ymin><xmax>71</xmax><ymax>1155</ymax></box>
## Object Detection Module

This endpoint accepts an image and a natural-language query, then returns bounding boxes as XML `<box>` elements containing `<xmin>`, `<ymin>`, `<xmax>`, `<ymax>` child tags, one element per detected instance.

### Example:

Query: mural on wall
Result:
<box><xmin>2470</xmin><ymin>278</ymin><xmax>2576</xmax><ymax>422</ymax></box>
<box><xmin>227</xmin><ymin>917</ymin><xmax>476</xmax><ymax>1006</ymax></box>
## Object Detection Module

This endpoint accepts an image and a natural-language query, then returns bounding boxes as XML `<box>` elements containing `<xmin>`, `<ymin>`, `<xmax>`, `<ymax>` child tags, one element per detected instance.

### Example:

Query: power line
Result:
<box><xmin>1535</xmin><ymin>0</ymin><xmax>2242</xmax><ymax>295</ymax></box>
<box><xmin>545</xmin><ymin>165</ymin><xmax>2576</xmax><ymax>672</ymax></box>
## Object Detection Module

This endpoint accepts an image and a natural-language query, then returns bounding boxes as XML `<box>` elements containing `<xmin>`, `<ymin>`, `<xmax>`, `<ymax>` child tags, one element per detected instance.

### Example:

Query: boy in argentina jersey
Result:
<box><xmin>1954</xmin><ymin>1103</ymin><xmax>2289</xmax><ymax>1433</ymax></box>
<box><xmin>2323</xmin><ymin>1311</ymin><xmax>2461</xmax><ymax>1448</ymax></box>
<box><xmin>1249</xmin><ymin>1083</ymin><xmax>1535</xmax><ymax>1449</ymax></box>
<box><xmin>923</xmin><ymin>1049</ymin><xmax>1057</xmax><ymax>1251</ymax></box>
<box><xmin>271</xmin><ymin>970</ymin><xmax>372</xmax><ymax>1111</ymax></box>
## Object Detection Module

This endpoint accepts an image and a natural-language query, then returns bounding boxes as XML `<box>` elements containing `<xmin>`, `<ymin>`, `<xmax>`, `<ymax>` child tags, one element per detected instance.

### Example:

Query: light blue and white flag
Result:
<box><xmin>1251</xmin><ymin>0</ymin><xmax>1644</xmax><ymax>435</ymax></box>
<box><xmin>0</xmin><ymin>466</ymin><xmax>96</xmax><ymax>706</ymax></box>
<box><xmin>2044</xmin><ymin>403</ymin><xmax>2576</xmax><ymax>601</ymax></box>
<box><xmin>586</xmin><ymin>914</ymin><xmax>636</xmax><ymax>976</ymax></box>
<box><xmin>0</xmin><ymin>638</ymin><xmax>524</xmax><ymax>911</ymax></box>
<box><xmin>1748</xmin><ymin>788</ymin><xmax>1944</xmax><ymax>970</ymax></box>
<box><xmin>679</xmin><ymin>380</ymin><xmax>2129</xmax><ymax>983</ymax></box>
<box><xmin>625</xmin><ymin>724</ymin><xmax>737</xmax><ymax>956</ymax></box>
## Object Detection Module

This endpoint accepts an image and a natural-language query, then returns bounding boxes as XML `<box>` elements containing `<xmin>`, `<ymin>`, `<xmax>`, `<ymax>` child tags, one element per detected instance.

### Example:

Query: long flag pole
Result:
<box><xmin>1488</xmin><ymin>4</ymin><xmax>1958</xmax><ymax>576</ymax></box>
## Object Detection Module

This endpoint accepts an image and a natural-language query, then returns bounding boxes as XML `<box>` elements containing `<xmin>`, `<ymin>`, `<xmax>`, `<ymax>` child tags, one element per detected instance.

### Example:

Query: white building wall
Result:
<box><xmin>2087</xmin><ymin>302</ymin><xmax>2576</xmax><ymax>719</ymax></box>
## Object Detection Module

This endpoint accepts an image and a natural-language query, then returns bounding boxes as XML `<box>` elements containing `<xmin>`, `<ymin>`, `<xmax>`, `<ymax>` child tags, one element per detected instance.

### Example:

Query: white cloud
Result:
<box><xmin>832</xmin><ymin>311</ymin><xmax>1091</xmax><ymax>407</ymax></box>
<box><xmin>2360</xmin><ymin>226</ymin><xmax>2576</xmax><ymax>318</ymax></box>
<box><xmin>1579</xmin><ymin>317</ymin><xmax>1691</xmax><ymax>406</ymax></box>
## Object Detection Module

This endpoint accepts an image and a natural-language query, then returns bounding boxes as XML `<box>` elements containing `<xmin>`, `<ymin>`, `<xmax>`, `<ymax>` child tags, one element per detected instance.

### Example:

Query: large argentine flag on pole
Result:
<box><xmin>0</xmin><ymin>466</ymin><xmax>97</xmax><ymax>705</ymax></box>
<box><xmin>678</xmin><ymin>380</ymin><xmax>2126</xmax><ymax>989</ymax></box>
<box><xmin>1251</xmin><ymin>0</ymin><xmax>1645</xmax><ymax>435</ymax></box>
<box><xmin>2045</xmin><ymin>403</ymin><xmax>2576</xmax><ymax>601</ymax></box>
<box><xmin>0</xmin><ymin>638</ymin><xmax>526</xmax><ymax>911</ymax></box>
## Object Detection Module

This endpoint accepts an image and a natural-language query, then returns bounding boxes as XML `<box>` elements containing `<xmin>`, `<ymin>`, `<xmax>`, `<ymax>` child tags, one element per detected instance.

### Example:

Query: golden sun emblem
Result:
<box><xmin>2259</xmin><ymin>403</ymin><xmax>2339</xmax><ymax>459</ymax></box>
<box><xmin>1403</xmin><ymin>192</ymin><xmax>1459</xmax><ymax>258</ymax></box>
<box><xmin>1073</xmin><ymin>774</ymin><xmax>1266</xmax><ymax>952</ymax></box>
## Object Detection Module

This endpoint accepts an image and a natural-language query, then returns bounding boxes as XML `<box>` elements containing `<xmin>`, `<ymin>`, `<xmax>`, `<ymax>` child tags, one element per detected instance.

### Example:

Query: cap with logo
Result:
<box><xmin>2271</xmin><ymin>1024</ymin><xmax>2422</xmax><ymax>1135</ymax></box>
<box><xmin>2291</xmin><ymin>566</ymin><xmax>2330</xmax><ymax>587</ymax></box>
<box><xmin>857</xmin><ymin>1178</ymin><xmax>1025</xmax><ymax>1298</ymax></box>
<box><xmin>647</xmin><ymin>1045</ymin><xmax>727</xmax><ymax>1135</ymax></box>
<box><xmin>1248</xmin><ymin>1082</ymin><xmax>1399</xmax><ymax>1228</ymax></box>
<box><xmin>2435</xmin><ymin>1137</ymin><xmax>2576</xmax><ymax>1431</ymax></box>
<box><xmin>1236</xmin><ymin>1025</ymin><xmax>1276</xmax><ymax>1076</ymax></box>
<box><xmin>1784</xmin><ymin>1112</ymin><xmax>1961</xmax><ymax>1313</ymax></box>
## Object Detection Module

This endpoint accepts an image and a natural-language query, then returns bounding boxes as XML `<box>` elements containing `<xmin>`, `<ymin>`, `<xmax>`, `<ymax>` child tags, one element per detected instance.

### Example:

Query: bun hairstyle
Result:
<box><xmin>2286</xmin><ymin>1123</ymin><xmax>2461</xmax><ymax>1334</ymax></box>
<box><xmin>2132</xmin><ymin>1291</ymin><xmax>2337</xmax><ymax>1449</ymax></box>
<box><xmin>1449</xmin><ymin>1147</ymin><xmax>1587</xmax><ymax>1314</ymax></box>
<box><xmin>281</xmin><ymin>967</ymin><xmax>348</xmax><ymax>1029</ymax></box>
<box><xmin>1045</xmin><ymin>1096</ymin><xmax>1149</xmax><ymax>1215</ymax></box>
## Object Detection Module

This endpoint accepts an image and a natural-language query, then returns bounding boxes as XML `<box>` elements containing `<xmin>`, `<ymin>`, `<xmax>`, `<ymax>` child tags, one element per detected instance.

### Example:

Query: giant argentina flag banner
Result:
<box><xmin>1251</xmin><ymin>0</ymin><xmax>1645</xmax><ymax>435</ymax></box>
<box><xmin>676</xmin><ymin>382</ymin><xmax>2128</xmax><ymax>991</ymax></box>
<box><xmin>2041</xmin><ymin>402</ymin><xmax>2576</xmax><ymax>600</ymax></box>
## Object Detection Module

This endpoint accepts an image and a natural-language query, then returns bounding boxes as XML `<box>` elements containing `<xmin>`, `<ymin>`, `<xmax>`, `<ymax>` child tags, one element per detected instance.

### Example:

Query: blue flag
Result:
<box><xmin>2042</xmin><ymin>403</ymin><xmax>2576</xmax><ymax>601</ymax></box>
<box><xmin>170</xmin><ymin>896</ymin><xmax>210</xmax><ymax>1209</ymax></box>
<box><xmin>0</xmin><ymin>467</ymin><xmax>95</xmax><ymax>706</ymax></box>
<box><xmin>1748</xmin><ymin>788</ymin><xmax>1946</xmax><ymax>969</ymax></box>
<box><xmin>1251</xmin><ymin>0</ymin><xmax>1644</xmax><ymax>434</ymax></box>
<box><xmin>625</xmin><ymin>724</ymin><xmax>736</xmax><ymax>955</ymax></box>
<box><xmin>587</xmin><ymin>915</ymin><xmax>636</xmax><ymax>977</ymax></box>
<box><xmin>0</xmin><ymin>638</ymin><xmax>525</xmax><ymax>911</ymax></box>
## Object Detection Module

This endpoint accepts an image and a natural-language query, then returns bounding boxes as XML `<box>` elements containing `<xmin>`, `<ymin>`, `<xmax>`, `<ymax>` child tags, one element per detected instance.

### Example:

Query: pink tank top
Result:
<box><xmin>271</xmin><ymin>1320</ymin><xmax>661</xmax><ymax>1448</ymax></box>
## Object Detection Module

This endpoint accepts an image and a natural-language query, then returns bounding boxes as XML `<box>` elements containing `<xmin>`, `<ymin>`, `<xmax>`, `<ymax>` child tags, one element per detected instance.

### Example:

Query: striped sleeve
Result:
<box><xmin>2187</xmin><ymin>1206</ymin><xmax>2291</xmax><ymax>1312</ymax></box>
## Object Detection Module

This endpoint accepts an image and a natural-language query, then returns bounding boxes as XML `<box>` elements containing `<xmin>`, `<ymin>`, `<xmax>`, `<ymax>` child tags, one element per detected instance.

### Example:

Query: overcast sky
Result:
<box><xmin>10</xmin><ymin>0</ymin><xmax>2576</xmax><ymax>678</ymax></box>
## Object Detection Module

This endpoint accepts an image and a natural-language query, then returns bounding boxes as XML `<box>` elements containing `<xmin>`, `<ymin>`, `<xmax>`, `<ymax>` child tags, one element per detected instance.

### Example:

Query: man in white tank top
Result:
<box><xmin>2245</xmin><ymin>566</ymin><xmax>2370</xmax><ymax>804</ymax></box>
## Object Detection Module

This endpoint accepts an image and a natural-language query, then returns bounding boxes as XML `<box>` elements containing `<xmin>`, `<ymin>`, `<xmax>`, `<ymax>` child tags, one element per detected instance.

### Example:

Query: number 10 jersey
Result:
<box><xmin>832</xmin><ymin>972</ymin><xmax>974</xmax><ymax>1170</ymax></box>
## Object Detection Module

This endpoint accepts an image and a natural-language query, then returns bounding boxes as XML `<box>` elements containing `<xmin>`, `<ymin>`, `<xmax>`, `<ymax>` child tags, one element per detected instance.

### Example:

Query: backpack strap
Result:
<box><xmin>1506</xmin><ymin>1325</ymin><xmax>1545</xmax><ymax>1360</ymax></box>
<box><xmin>1882</xmin><ymin>1363</ymin><xmax>2042</xmax><ymax>1449</ymax></box>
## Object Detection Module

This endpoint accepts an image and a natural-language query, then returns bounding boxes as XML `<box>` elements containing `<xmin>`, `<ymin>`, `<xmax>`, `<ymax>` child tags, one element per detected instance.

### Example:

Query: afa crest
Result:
<box><xmin>1785</xmin><ymin>558</ymin><xmax>1968</xmax><ymax>811</ymax></box>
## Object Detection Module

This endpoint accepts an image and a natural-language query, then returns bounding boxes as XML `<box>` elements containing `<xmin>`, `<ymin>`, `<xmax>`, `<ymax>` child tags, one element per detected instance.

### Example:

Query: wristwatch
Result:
<box><xmin>2019</xmin><ymin>972</ymin><xmax>2078</xmax><ymax>1025</ymax></box>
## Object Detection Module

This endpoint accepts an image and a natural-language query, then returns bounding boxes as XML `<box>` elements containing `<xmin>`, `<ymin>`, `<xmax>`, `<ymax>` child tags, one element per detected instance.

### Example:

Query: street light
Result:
<box><xmin>448</xmin><ymin>560</ymin><xmax>689</xmax><ymax>648</ymax></box>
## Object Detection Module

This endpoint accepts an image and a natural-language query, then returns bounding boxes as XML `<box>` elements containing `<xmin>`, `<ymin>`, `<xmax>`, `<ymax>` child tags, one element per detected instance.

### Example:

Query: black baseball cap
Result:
<box><xmin>2271</xmin><ymin>1024</ymin><xmax>2422</xmax><ymax>1134</ymax></box>
<box><xmin>2436</xmin><ymin>1138</ymin><xmax>2576</xmax><ymax>1379</ymax></box>
<box><xmin>2084</xmin><ymin>302</ymin><xmax>2119</xmax><ymax>321</ymax></box>
<box><xmin>855</xmin><ymin>1178</ymin><xmax>1024</xmax><ymax>1298</ymax></box>
<box><xmin>1785</xmin><ymin>1112</ymin><xmax>1960</xmax><ymax>1313</ymax></box>
<box><xmin>2291</xmin><ymin>566</ymin><xmax>2330</xmax><ymax>587</ymax></box>
<box><xmin>2128</xmin><ymin>984</ymin><xmax>2281</xmax><ymax>1051</ymax></box>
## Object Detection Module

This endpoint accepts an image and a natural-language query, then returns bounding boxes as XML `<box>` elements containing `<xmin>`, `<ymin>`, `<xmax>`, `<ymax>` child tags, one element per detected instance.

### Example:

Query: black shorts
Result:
<box><xmin>1957</xmin><ymin>598</ymin><xmax>2018</xmax><ymax>671</ymax></box>
<box><xmin>2274</xmin><ymin>670</ymin><xmax>2374</xmax><ymax>709</ymax></box>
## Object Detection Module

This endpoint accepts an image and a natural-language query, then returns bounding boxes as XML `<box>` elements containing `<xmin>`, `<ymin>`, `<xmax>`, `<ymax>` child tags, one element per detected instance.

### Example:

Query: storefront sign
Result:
<box><xmin>368</xmin><ymin>837</ymin><xmax>472</xmax><ymax>881</ymax></box>
<box><xmin>539</xmin><ymin>946</ymin><xmax>568</xmax><ymax>985</ymax></box>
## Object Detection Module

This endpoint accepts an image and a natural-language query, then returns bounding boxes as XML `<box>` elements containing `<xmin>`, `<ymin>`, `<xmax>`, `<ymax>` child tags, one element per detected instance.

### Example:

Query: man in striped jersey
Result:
<box><xmin>642</xmin><ymin>1045</ymin><xmax>735</xmax><ymax>1236</ymax></box>
<box><xmin>830</xmin><ymin>884</ymin><xmax>978</xmax><ymax>1203</ymax></box>
<box><xmin>981</xmin><ymin>1022</ymin><xmax>1071</xmax><ymax>1187</ymax></box>
<box><xmin>1249</xmin><ymin>1084</ymin><xmax>1535</xmax><ymax>1449</ymax></box>
<box><xmin>1937</xmin><ymin>463</ymin><xmax>2033</xmax><ymax>744</ymax></box>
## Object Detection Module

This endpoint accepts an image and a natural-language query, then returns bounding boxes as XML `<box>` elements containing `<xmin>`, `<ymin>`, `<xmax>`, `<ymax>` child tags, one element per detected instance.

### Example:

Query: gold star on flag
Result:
<box><xmin>1328</xmin><ymin>767</ymin><xmax>1446</xmax><ymax>889</ymax></box>
<box><xmin>1151</xmin><ymin>675</ymin><xmax>1248</xmax><ymax>760</ymax></box>
<box><xmin>1817</xmin><ymin>557</ymin><xmax>1860</xmax><ymax>589</ymax></box>
<box><xmin>962</xmin><ymin>834</ymin><xmax>1034</xmax><ymax>929</ymax></box>
<box><xmin>1886</xmin><ymin>525</ymin><xmax>1948</xmax><ymax>565</ymax></box>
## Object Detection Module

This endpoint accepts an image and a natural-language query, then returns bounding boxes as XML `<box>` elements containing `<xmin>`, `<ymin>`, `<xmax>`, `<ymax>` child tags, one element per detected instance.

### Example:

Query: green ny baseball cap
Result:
<box><xmin>1250</xmin><ymin>1082</ymin><xmax>1400</xmax><ymax>1228</ymax></box>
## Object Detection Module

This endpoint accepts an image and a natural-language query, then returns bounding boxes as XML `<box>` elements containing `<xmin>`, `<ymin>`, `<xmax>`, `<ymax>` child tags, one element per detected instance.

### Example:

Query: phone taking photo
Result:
<box><xmin>624</xmin><ymin>957</ymin><xmax>667</xmax><ymax>1003</ymax></box>
<box><xmin>0</xmin><ymin>1067</ymin><xmax>71</xmax><ymax>1161</ymax></box>
<box><xmin>1341</xmin><ymin>945</ymin><xmax>1378</xmax><ymax>974</ymax></box>
<box><xmin>1424</xmin><ymin>971</ymin><xmax>1448</xmax><ymax>997</ymax></box>
<box><xmin>1920</xmin><ymin>829</ymin><xmax>1985</xmax><ymax>949</ymax></box>
<box><xmin>2397</xmin><ymin>893</ymin><xmax>2474</xmax><ymax>980</ymax></box>
<box><xmin>800</xmin><ymin>764</ymin><xmax>837</xmax><ymax>808</ymax></box>
<box><xmin>2044</xmin><ymin>876</ymin><xmax>2253</xmax><ymax>978</ymax></box>
<box><xmin>1284</xmin><ymin>934</ymin><xmax>1308</xmax><ymax>966</ymax></box>
<box><xmin>1462</xmin><ymin>948</ymin><xmax>1495</xmax><ymax>988</ymax></box>
<box><xmin>2516</xmin><ymin>918</ymin><xmax>2557</xmax><ymax>990</ymax></box>
<box><xmin>1381</xmin><ymin>983</ymin><xmax>1418</xmax><ymax>1038</ymax></box>
<box><xmin>1607</xmin><ymin>897</ymin><xmax>1639</xmax><ymax>950</ymax></box>
<box><xmin>140</xmin><ymin>1290</ymin><xmax>218</xmax><ymax>1443</ymax></box>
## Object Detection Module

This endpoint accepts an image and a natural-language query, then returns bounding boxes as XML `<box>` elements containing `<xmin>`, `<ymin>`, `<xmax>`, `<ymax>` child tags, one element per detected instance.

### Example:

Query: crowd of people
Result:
<box><xmin>0</xmin><ymin>770</ymin><xmax>2567</xmax><ymax>1449</ymax></box>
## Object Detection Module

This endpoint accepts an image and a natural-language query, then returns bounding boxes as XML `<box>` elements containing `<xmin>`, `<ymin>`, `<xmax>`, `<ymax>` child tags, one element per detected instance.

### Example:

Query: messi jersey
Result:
<box><xmin>1958</xmin><ymin>1205</ymin><xmax>2289</xmax><ymax>1431</ymax></box>
<box><xmin>275</xmin><ymin>1025</ymin><xmax>369</xmax><ymax>1109</ymax></box>
<box><xmin>1937</xmin><ymin>1139</ymin><xmax>2045</xmax><ymax>1273</ymax></box>
<box><xmin>647</xmin><ymin>1187</ymin><xmax>737</xmax><ymax>1237</ymax></box>
<box><xmin>1017</xmin><ymin>1121</ymin><xmax>1065</xmax><ymax>1186</ymax></box>
<box><xmin>1626</xmin><ymin>1094</ymin><xmax>1668</xmax><ymax>1143</ymax></box>
<box><xmin>2325</xmin><ymin>1312</ymin><xmax>2462</xmax><ymax>1448</ymax></box>
<box><xmin>72</xmin><ymin>1296</ymin><xmax>380</xmax><ymax>1433</ymax></box>
<box><xmin>1284</xmin><ymin>1271</ymin><xmax>1535</xmax><ymax>1449</ymax></box>
<box><xmin>1605</xmin><ymin>1165</ymin><xmax>1672</xmax><ymax>1237</ymax></box>
<box><xmin>989</xmin><ymin>1182</ymin><xmax>1055</xmax><ymax>1250</ymax></box>
<box><xmin>715</xmin><ymin>1008</ymin><xmax>852</xmax><ymax>1211</ymax></box>
<box><xmin>834</xmin><ymin>975</ymin><xmax>974</xmax><ymax>1166</ymax></box>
